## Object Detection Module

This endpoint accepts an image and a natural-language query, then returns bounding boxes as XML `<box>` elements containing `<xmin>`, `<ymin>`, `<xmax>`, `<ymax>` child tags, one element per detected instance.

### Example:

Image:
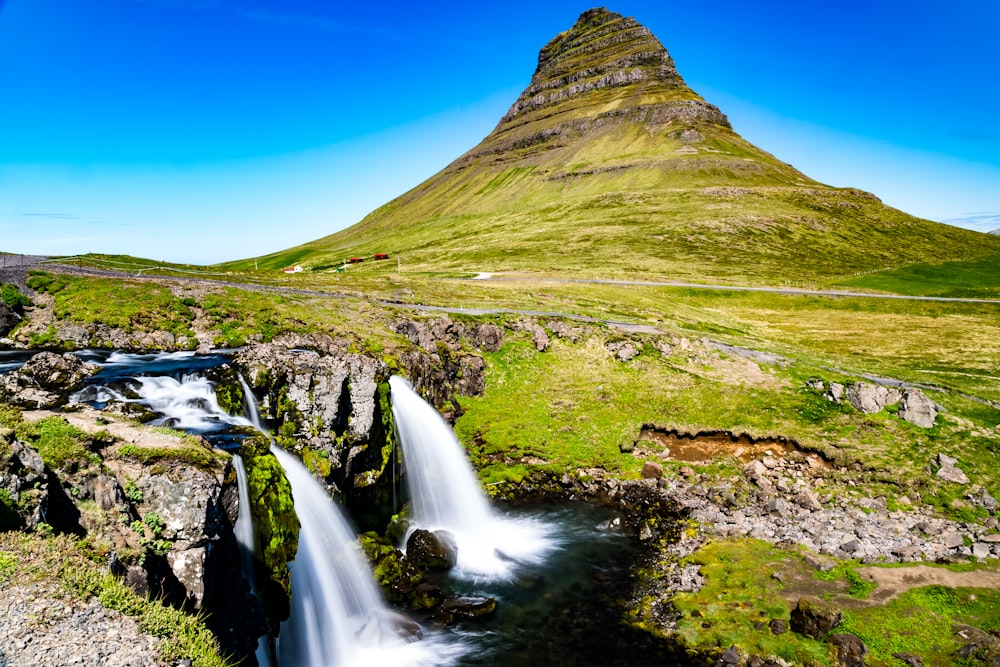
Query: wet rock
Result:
<box><xmin>0</xmin><ymin>352</ymin><xmax>98</xmax><ymax>408</ymax></box>
<box><xmin>410</xmin><ymin>583</ymin><xmax>445</xmax><ymax>611</ymax></box>
<box><xmin>406</xmin><ymin>529</ymin><xmax>458</xmax><ymax>571</ymax></box>
<box><xmin>790</xmin><ymin>596</ymin><xmax>842</xmax><ymax>639</ymax></box>
<box><xmin>846</xmin><ymin>382</ymin><xmax>901</xmax><ymax>414</ymax></box>
<box><xmin>718</xmin><ymin>645</ymin><xmax>741</xmax><ymax>665</ymax></box>
<box><xmin>828</xmin><ymin>633</ymin><xmax>867</xmax><ymax>667</ymax></box>
<box><xmin>898</xmin><ymin>388</ymin><xmax>938</xmax><ymax>428</ymax></box>
<box><xmin>430</xmin><ymin>595</ymin><xmax>497</xmax><ymax>625</ymax></box>
<box><xmin>19</xmin><ymin>352</ymin><xmax>98</xmax><ymax>390</ymax></box>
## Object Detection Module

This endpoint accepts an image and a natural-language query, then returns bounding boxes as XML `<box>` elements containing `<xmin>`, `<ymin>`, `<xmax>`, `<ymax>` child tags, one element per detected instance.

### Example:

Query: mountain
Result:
<box><xmin>230</xmin><ymin>8</ymin><xmax>1000</xmax><ymax>284</ymax></box>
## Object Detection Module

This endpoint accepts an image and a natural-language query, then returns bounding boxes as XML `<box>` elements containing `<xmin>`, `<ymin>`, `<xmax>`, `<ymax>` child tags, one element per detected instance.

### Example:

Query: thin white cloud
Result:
<box><xmin>942</xmin><ymin>212</ymin><xmax>1000</xmax><ymax>233</ymax></box>
<box><xmin>20</xmin><ymin>212</ymin><xmax>81</xmax><ymax>220</ymax></box>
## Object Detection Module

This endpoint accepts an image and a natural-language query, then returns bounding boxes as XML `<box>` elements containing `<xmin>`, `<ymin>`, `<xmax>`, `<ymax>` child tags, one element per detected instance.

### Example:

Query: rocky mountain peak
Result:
<box><xmin>463</xmin><ymin>7</ymin><xmax>729</xmax><ymax>165</ymax></box>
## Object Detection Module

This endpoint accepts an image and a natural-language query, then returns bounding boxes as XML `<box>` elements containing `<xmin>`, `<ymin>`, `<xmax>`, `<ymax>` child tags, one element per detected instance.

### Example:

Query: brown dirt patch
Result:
<box><xmin>857</xmin><ymin>565</ymin><xmax>1000</xmax><ymax>604</ymax></box>
<box><xmin>637</xmin><ymin>426</ymin><xmax>823</xmax><ymax>464</ymax></box>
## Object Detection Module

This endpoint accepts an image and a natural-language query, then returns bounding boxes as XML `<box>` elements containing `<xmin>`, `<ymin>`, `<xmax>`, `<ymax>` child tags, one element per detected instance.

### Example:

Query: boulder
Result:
<box><xmin>937</xmin><ymin>457</ymin><xmax>969</xmax><ymax>484</ymax></box>
<box><xmin>846</xmin><ymin>382</ymin><xmax>901</xmax><ymax>414</ymax></box>
<box><xmin>892</xmin><ymin>653</ymin><xmax>924</xmax><ymax>667</ymax></box>
<box><xmin>826</xmin><ymin>382</ymin><xmax>845</xmax><ymax>403</ymax></box>
<box><xmin>406</xmin><ymin>529</ymin><xmax>458</xmax><ymax>570</ymax></box>
<box><xmin>828</xmin><ymin>633</ymin><xmax>868</xmax><ymax>667</ymax></box>
<box><xmin>19</xmin><ymin>352</ymin><xmax>97</xmax><ymax>390</ymax></box>
<box><xmin>0</xmin><ymin>440</ymin><xmax>49</xmax><ymax>530</ymax></box>
<box><xmin>132</xmin><ymin>461</ymin><xmax>235</xmax><ymax>609</ymax></box>
<box><xmin>641</xmin><ymin>461</ymin><xmax>663</xmax><ymax>479</ymax></box>
<box><xmin>0</xmin><ymin>352</ymin><xmax>99</xmax><ymax>408</ymax></box>
<box><xmin>790</xmin><ymin>596</ymin><xmax>842</xmax><ymax>639</ymax></box>
<box><xmin>898</xmin><ymin>388</ymin><xmax>938</xmax><ymax>428</ymax></box>
<box><xmin>472</xmin><ymin>322</ymin><xmax>504</xmax><ymax>352</ymax></box>
<box><xmin>235</xmin><ymin>343</ymin><xmax>390</xmax><ymax>490</ymax></box>
<box><xmin>430</xmin><ymin>595</ymin><xmax>496</xmax><ymax>626</ymax></box>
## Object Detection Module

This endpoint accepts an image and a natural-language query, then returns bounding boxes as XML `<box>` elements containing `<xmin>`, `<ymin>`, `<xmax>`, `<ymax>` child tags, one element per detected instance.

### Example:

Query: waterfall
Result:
<box><xmin>238</xmin><ymin>380</ymin><xmax>462</xmax><ymax>667</ymax></box>
<box><xmin>232</xmin><ymin>454</ymin><xmax>259</xmax><ymax>594</ymax></box>
<box><xmin>239</xmin><ymin>374</ymin><xmax>264</xmax><ymax>431</ymax></box>
<box><xmin>388</xmin><ymin>375</ymin><xmax>557</xmax><ymax>580</ymax></box>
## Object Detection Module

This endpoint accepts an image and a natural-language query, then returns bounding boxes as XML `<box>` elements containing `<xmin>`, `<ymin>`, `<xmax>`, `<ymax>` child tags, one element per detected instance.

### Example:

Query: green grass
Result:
<box><xmin>814</xmin><ymin>562</ymin><xmax>877</xmax><ymax>599</ymax></box>
<box><xmin>665</xmin><ymin>539</ymin><xmax>833</xmax><ymax>666</ymax></box>
<box><xmin>835</xmin><ymin>252</ymin><xmax>1000</xmax><ymax>299</ymax></box>
<box><xmin>14</xmin><ymin>416</ymin><xmax>99</xmax><ymax>469</ymax></box>
<box><xmin>117</xmin><ymin>440</ymin><xmax>223</xmax><ymax>470</ymax></box>
<box><xmin>839</xmin><ymin>585</ymin><xmax>1000</xmax><ymax>666</ymax></box>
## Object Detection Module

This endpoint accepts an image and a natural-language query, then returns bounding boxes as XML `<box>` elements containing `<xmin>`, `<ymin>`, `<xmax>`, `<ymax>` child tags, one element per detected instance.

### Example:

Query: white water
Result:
<box><xmin>388</xmin><ymin>375</ymin><xmax>557</xmax><ymax>581</ymax></box>
<box><xmin>73</xmin><ymin>373</ymin><xmax>255</xmax><ymax>433</ymax></box>
<box><xmin>227</xmin><ymin>375</ymin><xmax>461</xmax><ymax>667</ymax></box>
<box><xmin>232</xmin><ymin>454</ymin><xmax>258</xmax><ymax>592</ymax></box>
<box><xmin>78</xmin><ymin>363</ymin><xmax>466</xmax><ymax>666</ymax></box>
<box><xmin>273</xmin><ymin>446</ymin><xmax>463</xmax><ymax>667</ymax></box>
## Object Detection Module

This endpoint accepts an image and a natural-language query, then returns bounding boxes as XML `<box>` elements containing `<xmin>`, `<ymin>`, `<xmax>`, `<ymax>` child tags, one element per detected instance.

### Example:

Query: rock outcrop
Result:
<box><xmin>0</xmin><ymin>301</ymin><xmax>20</xmax><ymax>337</ymax></box>
<box><xmin>0</xmin><ymin>351</ymin><xmax>98</xmax><ymax>408</ymax></box>
<box><xmin>3</xmin><ymin>408</ymin><xmax>264</xmax><ymax>662</ymax></box>
<box><xmin>234</xmin><ymin>341</ymin><xmax>394</xmax><ymax>530</ymax></box>
<box><xmin>898</xmin><ymin>388</ymin><xmax>938</xmax><ymax>428</ymax></box>
<box><xmin>790</xmin><ymin>596</ymin><xmax>842</xmax><ymax>639</ymax></box>
<box><xmin>845</xmin><ymin>382</ymin><xmax>901</xmax><ymax>414</ymax></box>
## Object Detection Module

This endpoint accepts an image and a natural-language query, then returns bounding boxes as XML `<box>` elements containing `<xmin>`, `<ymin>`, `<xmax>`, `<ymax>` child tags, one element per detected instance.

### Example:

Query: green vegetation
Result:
<box><xmin>664</xmin><ymin>539</ymin><xmax>833</xmax><ymax>666</ymax></box>
<box><xmin>836</xmin><ymin>252</ymin><xmax>1000</xmax><ymax>299</ymax></box>
<box><xmin>118</xmin><ymin>432</ymin><xmax>225</xmax><ymax>470</ymax></box>
<box><xmin>0</xmin><ymin>532</ymin><xmax>232</xmax><ymax>666</ymax></box>
<box><xmin>814</xmin><ymin>562</ymin><xmax>876</xmax><ymax>599</ymax></box>
<box><xmin>30</xmin><ymin>272</ymin><xmax>196</xmax><ymax>341</ymax></box>
<box><xmin>14</xmin><ymin>416</ymin><xmax>98</xmax><ymax>469</ymax></box>
<box><xmin>239</xmin><ymin>433</ymin><xmax>299</xmax><ymax>624</ymax></box>
<box><xmin>1</xmin><ymin>283</ymin><xmax>31</xmax><ymax>311</ymax></box>
<box><xmin>840</xmin><ymin>585</ymin><xmax>1000</xmax><ymax>666</ymax></box>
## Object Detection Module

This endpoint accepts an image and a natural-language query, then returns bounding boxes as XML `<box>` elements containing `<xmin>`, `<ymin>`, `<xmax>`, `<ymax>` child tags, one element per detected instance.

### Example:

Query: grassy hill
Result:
<box><xmin>218</xmin><ymin>8</ymin><xmax>1000</xmax><ymax>286</ymax></box>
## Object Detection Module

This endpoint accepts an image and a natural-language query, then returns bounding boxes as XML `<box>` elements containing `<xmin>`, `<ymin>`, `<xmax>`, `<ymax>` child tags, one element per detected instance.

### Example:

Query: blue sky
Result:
<box><xmin>2</xmin><ymin>0</ymin><xmax>999</xmax><ymax>264</ymax></box>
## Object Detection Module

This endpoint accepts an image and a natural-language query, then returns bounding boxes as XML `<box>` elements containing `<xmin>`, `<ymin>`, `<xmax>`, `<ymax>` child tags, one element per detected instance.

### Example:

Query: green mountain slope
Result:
<box><xmin>224</xmin><ymin>8</ymin><xmax>1000</xmax><ymax>285</ymax></box>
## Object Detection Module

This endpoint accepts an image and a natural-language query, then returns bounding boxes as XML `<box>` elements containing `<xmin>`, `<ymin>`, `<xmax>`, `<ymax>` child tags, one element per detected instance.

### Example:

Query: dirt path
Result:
<box><xmin>858</xmin><ymin>565</ymin><xmax>1000</xmax><ymax>604</ymax></box>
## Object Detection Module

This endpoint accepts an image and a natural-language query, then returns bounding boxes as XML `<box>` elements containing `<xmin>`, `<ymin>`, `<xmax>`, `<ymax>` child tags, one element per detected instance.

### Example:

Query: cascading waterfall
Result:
<box><xmin>240</xmin><ymin>378</ymin><xmax>462</xmax><ymax>667</ymax></box>
<box><xmin>74</xmin><ymin>356</ymin><xmax>465</xmax><ymax>665</ymax></box>
<box><xmin>388</xmin><ymin>375</ymin><xmax>557</xmax><ymax>580</ymax></box>
<box><xmin>232</xmin><ymin>454</ymin><xmax>259</xmax><ymax>595</ymax></box>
